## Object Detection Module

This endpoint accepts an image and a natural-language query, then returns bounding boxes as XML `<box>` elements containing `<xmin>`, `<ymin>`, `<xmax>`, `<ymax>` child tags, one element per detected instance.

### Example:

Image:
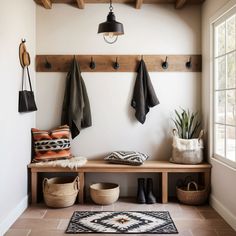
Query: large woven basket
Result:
<box><xmin>43</xmin><ymin>176</ymin><xmax>79</xmax><ymax>208</ymax></box>
<box><xmin>176</xmin><ymin>181</ymin><xmax>208</xmax><ymax>205</ymax></box>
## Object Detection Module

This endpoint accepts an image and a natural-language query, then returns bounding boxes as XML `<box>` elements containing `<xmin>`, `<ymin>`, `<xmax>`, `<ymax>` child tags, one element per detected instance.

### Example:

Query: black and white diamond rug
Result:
<box><xmin>66</xmin><ymin>211</ymin><xmax>178</xmax><ymax>234</ymax></box>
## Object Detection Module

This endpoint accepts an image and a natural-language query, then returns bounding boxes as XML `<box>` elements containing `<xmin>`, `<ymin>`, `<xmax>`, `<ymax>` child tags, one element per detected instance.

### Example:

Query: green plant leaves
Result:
<box><xmin>173</xmin><ymin>108</ymin><xmax>201</xmax><ymax>139</ymax></box>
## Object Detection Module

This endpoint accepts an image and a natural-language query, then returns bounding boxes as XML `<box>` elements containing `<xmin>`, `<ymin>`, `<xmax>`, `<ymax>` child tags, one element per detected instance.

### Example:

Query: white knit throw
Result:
<box><xmin>35</xmin><ymin>156</ymin><xmax>87</xmax><ymax>169</ymax></box>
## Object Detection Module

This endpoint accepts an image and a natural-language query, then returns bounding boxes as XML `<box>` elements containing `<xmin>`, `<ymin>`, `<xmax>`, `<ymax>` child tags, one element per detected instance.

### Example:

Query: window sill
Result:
<box><xmin>210</xmin><ymin>156</ymin><xmax>236</xmax><ymax>171</ymax></box>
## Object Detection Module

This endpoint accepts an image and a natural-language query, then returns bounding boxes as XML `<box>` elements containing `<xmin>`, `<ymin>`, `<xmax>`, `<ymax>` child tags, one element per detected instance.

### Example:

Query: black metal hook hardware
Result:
<box><xmin>186</xmin><ymin>57</ymin><xmax>192</xmax><ymax>69</ymax></box>
<box><xmin>113</xmin><ymin>57</ymin><xmax>120</xmax><ymax>70</ymax></box>
<box><xmin>162</xmin><ymin>56</ymin><xmax>168</xmax><ymax>70</ymax></box>
<box><xmin>90</xmin><ymin>57</ymin><xmax>96</xmax><ymax>70</ymax></box>
<box><xmin>44</xmin><ymin>57</ymin><xmax>52</xmax><ymax>69</ymax></box>
<box><xmin>21</xmin><ymin>38</ymin><xmax>26</xmax><ymax>43</ymax></box>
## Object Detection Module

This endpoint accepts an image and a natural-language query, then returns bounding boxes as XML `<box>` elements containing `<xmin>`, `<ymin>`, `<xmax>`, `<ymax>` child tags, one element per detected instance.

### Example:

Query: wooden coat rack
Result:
<box><xmin>36</xmin><ymin>55</ymin><xmax>202</xmax><ymax>72</ymax></box>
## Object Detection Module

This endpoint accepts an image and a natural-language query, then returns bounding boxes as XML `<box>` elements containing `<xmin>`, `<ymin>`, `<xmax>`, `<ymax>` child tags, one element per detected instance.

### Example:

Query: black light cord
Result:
<box><xmin>109</xmin><ymin>0</ymin><xmax>113</xmax><ymax>11</ymax></box>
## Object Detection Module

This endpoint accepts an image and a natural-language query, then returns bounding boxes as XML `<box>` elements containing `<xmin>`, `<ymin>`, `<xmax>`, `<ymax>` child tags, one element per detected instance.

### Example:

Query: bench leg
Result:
<box><xmin>31</xmin><ymin>172</ymin><xmax>38</xmax><ymax>204</ymax></box>
<box><xmin>162</xmin><ymin>172</ymin><xmax>168</xmax><ymax>204</ymax></box>
<box><xmin>79</xmin><ymin>172</ymin><xmax>84</xmax><ymax>204</ymax></box>
<box><xmin>203</xmin><ymin>171</ymin><xmax>211</xmax><ymax>191</ymax></box>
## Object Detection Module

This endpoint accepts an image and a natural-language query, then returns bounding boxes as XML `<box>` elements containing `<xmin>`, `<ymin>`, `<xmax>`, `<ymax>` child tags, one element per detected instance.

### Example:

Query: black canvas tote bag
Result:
<box><xmin>18</xmin><ymin>67</ymin><xmax>37</xmax><ymax>112</ymax></box>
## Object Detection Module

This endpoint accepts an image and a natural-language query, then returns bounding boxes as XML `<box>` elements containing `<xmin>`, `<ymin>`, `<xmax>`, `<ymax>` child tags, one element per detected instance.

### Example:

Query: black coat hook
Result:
<box><xmin>162</xmin><ymin>56</ymin><xmax>168</xmax><ymax>70</ymax></box>
<box><xmin>113</xmin><ymin>57</ymin><xmax>120</xmax><ymax>70</ymax></box>
<box><xmin>186</xmin><ymin>57</ymin><xmax>192</xmax><ymax>69</ymax></box>
<box><xmin>44</xmin><ymin>57</ymin><xmax>52</xmax><ymax>69</ymax></box>
<box><xmin>90</xmin><ymin>57</ymin><xmax>96</xmax><ymax>70</ymax></box>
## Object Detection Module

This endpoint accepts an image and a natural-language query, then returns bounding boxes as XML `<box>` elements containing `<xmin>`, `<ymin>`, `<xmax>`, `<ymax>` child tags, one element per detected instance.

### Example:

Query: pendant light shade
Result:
<box><xmin>98</xmin><ymin>1</ymin><xmax>124</xmax><ymax>44</ymax></box>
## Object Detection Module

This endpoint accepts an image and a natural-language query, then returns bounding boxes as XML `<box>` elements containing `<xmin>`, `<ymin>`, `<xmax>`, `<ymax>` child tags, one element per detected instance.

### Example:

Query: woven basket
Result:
<box><xmin>43</xmin><ymin>176</ymin><xmax>79</xmax><ymax>208</ymax></box>
<box><xmin>176</xmin><ymin>181</ymin><xmax>208</xmax><ymax>205</ymax></box>
<box><xmin>90</xmin><ymin>183</ymin><xmax>120</xmax><ymax>205</ymax></box>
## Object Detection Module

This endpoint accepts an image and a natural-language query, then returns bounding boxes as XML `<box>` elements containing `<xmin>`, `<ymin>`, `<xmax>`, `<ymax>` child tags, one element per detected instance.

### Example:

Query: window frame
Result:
<box><xmin>212</xmin><ymin>6</ymin><xmax>236</xmax><ymax>169</ymax></box>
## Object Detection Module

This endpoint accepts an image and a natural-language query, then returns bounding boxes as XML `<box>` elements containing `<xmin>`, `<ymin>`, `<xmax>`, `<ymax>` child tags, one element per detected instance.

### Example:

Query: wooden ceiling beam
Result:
<box><xmin>175</xmin><ymin>0</ymin><xmax>187</xmax><ymax>9</ymax></box>
<box><xmin>76</xmin><ymin>0</ymin><xmax>85</xmax><ymax>9</ymax></box>
<box><xmin>136</xmin><ymin>0</ymin><xmax>143</xmax><ymax>9</ymax></box>
<box><xmin>35</xmin><ymin>0</ymin><xmax>205</xmax><ymax>9</ymax></box>
<box><xmin>41</xmin><ymin>0</ymin><xmax>52</xmax><ymax>9</ymax></box>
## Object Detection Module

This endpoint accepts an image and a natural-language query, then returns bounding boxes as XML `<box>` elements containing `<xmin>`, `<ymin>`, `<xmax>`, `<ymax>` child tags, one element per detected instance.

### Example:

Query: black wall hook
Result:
<box><xmin>113</xmin><ymin>57</ymin><xmax>120</xmax><ymax>70</ymax></box>
<box><xmin>44</xmin><ymin>57</ymin><xmax>52</xmax><ymax>69</ymax></box>
<box><xmin>186</xmin><ymin>57</ymin><xmax>192</xmax><ymax>69</ymax></box>
<box><xmin>90</xmin><ymin>57</ymin><xmax>96</xmax><ymax>70</ymax></box>
<box><xmin>21</xmin><ymin>38</ymin><xmax>26</xmax><ymax>43</ymax></box>
<box><xmin>162</xmin><ymin>56</ymin><xmax>168</xmax><ymax>70</ymax></box>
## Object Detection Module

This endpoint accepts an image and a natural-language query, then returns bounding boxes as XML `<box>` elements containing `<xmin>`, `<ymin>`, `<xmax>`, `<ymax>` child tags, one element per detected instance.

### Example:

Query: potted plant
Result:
<box><xmin>171</xmin><ymin>108</ymin><xmax>204</xmax><ymax>164</ymax></box>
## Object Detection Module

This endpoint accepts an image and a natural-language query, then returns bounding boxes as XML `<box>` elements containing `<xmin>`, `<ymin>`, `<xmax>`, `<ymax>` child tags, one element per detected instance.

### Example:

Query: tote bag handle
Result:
<box><xmin>21</xmin><ymin>66</ymin><xmax>33</xmax><ymax>92</ymax></box>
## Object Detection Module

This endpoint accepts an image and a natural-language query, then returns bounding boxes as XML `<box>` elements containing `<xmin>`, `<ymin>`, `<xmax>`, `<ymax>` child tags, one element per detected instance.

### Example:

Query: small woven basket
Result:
<box><xmin>176</xmin><ymin>181</ymin><xmax>208</xmax><ymax>205</ymax></box>
<box><xmin>43</xmin><ymin>176</ymin><xmax>79</xmax><ymax>208</ymax></box>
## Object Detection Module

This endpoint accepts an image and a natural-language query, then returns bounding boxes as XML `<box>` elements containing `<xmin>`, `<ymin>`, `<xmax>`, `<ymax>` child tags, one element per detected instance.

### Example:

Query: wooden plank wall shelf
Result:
<box><xmin>36</xmin><ymin>54</ymin><xmax>202</xmax><ymax>72</ymax></box>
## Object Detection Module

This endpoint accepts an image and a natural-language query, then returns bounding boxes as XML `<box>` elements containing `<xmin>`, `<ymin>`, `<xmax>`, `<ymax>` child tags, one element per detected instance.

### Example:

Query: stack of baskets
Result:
<box><xmin>176</xmin><ymin>181</ymin><xmax>208</xmax><ymax>205</ymax></box>
<box><xmin>43</xmin><ymin>176</ymin><xmax>79</xmax><ymax>208</ymax></box>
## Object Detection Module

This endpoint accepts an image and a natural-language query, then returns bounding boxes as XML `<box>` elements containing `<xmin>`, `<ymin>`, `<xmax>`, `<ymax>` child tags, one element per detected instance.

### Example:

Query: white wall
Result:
<box><xmin>36</xmin><ymin>4</ymin><xmax>201</xmax><ymax>196</ymax></box>
<box><xmin>202</xmin><ymin>0</ymin><xmax>236</xmax><ymax>230</ymax></box>
<box><xmin>0</xmin><ymin>0</ymin><xmax>36</xmax><ymax>234</ymax></box>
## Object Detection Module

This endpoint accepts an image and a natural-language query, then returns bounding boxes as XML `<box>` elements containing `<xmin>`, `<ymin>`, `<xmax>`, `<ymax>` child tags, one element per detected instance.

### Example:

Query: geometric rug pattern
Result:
<box><xmin>66</xmin><ymin>211</ymin><xmax>178</xmax><ymax>234</ymax></box>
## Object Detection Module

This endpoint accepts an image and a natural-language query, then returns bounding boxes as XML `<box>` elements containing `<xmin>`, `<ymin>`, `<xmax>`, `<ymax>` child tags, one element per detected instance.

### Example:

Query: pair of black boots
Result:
<box><xmin>137</xmin><ymin>178</ymin><xmax>157</xmax><ymax>204</ymax></box>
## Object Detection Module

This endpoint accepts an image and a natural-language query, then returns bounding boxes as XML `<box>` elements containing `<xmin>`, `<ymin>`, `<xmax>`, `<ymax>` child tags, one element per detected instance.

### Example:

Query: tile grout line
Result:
<box><xmin>27</xmin><ymin>229</ymin><xmax>32</xmax><ymax>236</ymax></box>
<box><xmin>56</xmin><ymin>219</ymin><xmax>62</xmax><ymax>230</ymax></box>
<box><xmin>215</xmin><ymin>229</ymin><xmax>220</xmax><ymax>236</ymax></box>
<box><xmin>189</xmin><ymin>229</ymin><xmax>194</xmax><ymax>236</ymax></box>
<box><xmin>196</xmin><ymin>210</ymin><xmax>205</xmax><ymax>220</ymax></box>
<box><xmin>41</xmin><ymin>209</ymin><xmax>47</xmax><ymax>219</ymax></box>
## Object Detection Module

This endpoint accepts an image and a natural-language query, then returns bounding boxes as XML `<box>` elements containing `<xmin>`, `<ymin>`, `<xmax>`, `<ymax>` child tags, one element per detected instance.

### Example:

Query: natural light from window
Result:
<box><xmin>213</xmin><ymin>8</ymin><xmax>236</xmax><ymax>166</ymax></box>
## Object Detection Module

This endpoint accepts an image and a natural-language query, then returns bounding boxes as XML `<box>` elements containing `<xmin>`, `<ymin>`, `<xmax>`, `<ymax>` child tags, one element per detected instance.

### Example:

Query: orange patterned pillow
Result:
<box><xmin>32</xmin><ymin>125</ymin><xmax>72</xmax><ymax>162</ymax></box>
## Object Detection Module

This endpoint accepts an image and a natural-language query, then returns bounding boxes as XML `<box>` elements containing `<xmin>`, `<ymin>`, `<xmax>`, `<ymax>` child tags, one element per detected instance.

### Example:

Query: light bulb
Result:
<box><xmin>103</xmin><ymin>33</ymin><xmax>118</xmax><ymax>44</ymax></box>
<box><xmin>108</xmin><ymin>32</ymin><xmax>114</xmax><ymax>38</ymax></box>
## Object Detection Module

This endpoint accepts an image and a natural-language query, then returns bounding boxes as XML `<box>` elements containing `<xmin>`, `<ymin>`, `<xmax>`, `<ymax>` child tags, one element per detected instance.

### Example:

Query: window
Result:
<box><xmin>213</xmin><ymin>7</ymin><xmax>236</xmax><ymax>167</ymax></box>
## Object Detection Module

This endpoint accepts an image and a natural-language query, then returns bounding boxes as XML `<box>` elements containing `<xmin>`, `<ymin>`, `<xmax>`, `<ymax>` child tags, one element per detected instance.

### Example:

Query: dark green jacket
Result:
<box><xmin>61</xmin><ymin>58</ymin><xmax>92</xmax><ymax>139</ymax></box>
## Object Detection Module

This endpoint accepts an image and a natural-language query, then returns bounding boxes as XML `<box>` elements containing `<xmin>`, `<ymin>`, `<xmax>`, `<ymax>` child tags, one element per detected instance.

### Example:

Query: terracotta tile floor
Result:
<box><xmin>5</xmin><ymin>198</ymin><xmax>236</xmax><ymax>236</ymax></box>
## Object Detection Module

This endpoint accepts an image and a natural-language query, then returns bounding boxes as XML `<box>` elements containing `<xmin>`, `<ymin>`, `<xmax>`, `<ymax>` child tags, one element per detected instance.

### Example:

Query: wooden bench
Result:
<box><xmin>28</xmin><ymin>160</ymin><xmax>211</xmax><ymax>204</ymax></box>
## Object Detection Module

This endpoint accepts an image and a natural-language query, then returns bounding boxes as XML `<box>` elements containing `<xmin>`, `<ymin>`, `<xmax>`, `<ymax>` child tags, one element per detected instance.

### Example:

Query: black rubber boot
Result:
<box><xmin>137</xmin><ymin>178</ymin><xmax>146</xmax><ymax>204</ymax></box>
<box><xmin>146</xmin><ymin>178</ymin><xmax>156</xmax><ymax>204</ymax></box>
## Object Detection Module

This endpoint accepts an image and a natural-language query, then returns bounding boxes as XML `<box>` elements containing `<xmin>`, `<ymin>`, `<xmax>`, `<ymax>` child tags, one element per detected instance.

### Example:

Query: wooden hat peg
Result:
<box><xmin>19</xmin><ymin>39</ymin><xmax>31</xmax><ymax>68</ymax></box>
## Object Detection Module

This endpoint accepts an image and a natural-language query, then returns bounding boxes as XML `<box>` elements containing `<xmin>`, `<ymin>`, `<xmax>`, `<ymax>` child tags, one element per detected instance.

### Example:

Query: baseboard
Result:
<box><xmin>210</xmin><ymin>194</ymin><xmax>236</xmax><ymax>231</ymax></box>
<box><xmin>0</xmin><ymin>195</ymin><xmax>28</xmax><ymax>235</ymax></box>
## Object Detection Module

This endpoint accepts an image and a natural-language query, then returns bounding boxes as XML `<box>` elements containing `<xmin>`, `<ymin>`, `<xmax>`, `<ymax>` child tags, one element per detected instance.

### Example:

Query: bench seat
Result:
<box><xmin>28</xmin><ymin>160</ymin><xmax>211</xmax><ymax>204</ymax></box>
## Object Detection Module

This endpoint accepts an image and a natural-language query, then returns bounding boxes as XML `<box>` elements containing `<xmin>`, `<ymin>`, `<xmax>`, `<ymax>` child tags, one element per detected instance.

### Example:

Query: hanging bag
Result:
<box><xmin>18</xmin><ymin>66</ymin><xmax>37</xmax><ymax>112</ymax></box>
<box><xmin>18</xmin><ymin>39</ymin><xmax>37</xmax><ymax>113</ymax></box>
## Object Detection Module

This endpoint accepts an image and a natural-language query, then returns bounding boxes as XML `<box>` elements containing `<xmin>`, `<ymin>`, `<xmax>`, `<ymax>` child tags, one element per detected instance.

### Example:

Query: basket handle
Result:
<box><xmin>187</xmin><ymin>181</ymin><xmax>198</xmax><ymax>191</ymax></box>
<box><xmin>198</xmin><ymin>130</ymin><xmax>204</xmax><ymax>141</ymax></box>
<box><xmin>173</xmin><ymin>129</ymin><xmax>178</xmax><ymax>137</ymax></box>
<box><xmin>73</xmin><ymin>176</ymin><xmax>80</xmax><ymax>191</ymax></box>
<box><xmin>42</xmin><ymin>178</ymin><xmax>49</xmax><ymax>192</ymax></box>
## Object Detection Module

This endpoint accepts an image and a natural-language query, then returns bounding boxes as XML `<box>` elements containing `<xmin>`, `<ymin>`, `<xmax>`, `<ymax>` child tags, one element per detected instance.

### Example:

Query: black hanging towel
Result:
<box><xmin>131</xmin><ymin>59</ymin><xmax>159</xmax><ymax>124</ymax></box>
<box><xmin>61</xmin><ymin>57</ymin><xmax>92</xmax><ymax>139</ymax></box>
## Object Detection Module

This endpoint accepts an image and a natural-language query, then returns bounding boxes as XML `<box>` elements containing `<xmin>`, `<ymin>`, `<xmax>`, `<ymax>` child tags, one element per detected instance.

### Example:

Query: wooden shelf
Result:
<box><xmin>36</xmin><ymin>54</ymin><xmax>202</xmax><ymax>72</ymax></box>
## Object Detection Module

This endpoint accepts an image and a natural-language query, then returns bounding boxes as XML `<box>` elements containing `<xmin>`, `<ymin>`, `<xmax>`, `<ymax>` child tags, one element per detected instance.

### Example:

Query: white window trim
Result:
<box><xmin>210</xmin><ymin>1</ymin><xmax>236</xmax><ymax>169</ymax></box>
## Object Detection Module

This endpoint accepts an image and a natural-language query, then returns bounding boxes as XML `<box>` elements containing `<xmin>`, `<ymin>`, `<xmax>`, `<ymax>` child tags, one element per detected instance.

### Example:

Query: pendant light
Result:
<box><xmin>98</xmin><ymin>0</ymin><xmax>124</xmax><ymax>44</ymax></box>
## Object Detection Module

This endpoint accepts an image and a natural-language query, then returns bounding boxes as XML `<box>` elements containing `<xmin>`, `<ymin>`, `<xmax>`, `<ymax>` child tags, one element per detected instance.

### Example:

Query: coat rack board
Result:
<box><xmin>36</xmin><ymin>55</ymin><xmax>202</xmax><ymax>72</ymax></box>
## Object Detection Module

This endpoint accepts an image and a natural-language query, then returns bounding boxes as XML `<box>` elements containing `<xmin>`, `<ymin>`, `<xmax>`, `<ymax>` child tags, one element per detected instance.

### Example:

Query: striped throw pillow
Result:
<box><xmin>104</xmin><ymin>151</ymin><xmax>149</xmax><ymax>166</ymax></box>
<box><xmin>32</xmin><ymin>125</ymin><xmax>72</xmax><ymax>162</ymax></box>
